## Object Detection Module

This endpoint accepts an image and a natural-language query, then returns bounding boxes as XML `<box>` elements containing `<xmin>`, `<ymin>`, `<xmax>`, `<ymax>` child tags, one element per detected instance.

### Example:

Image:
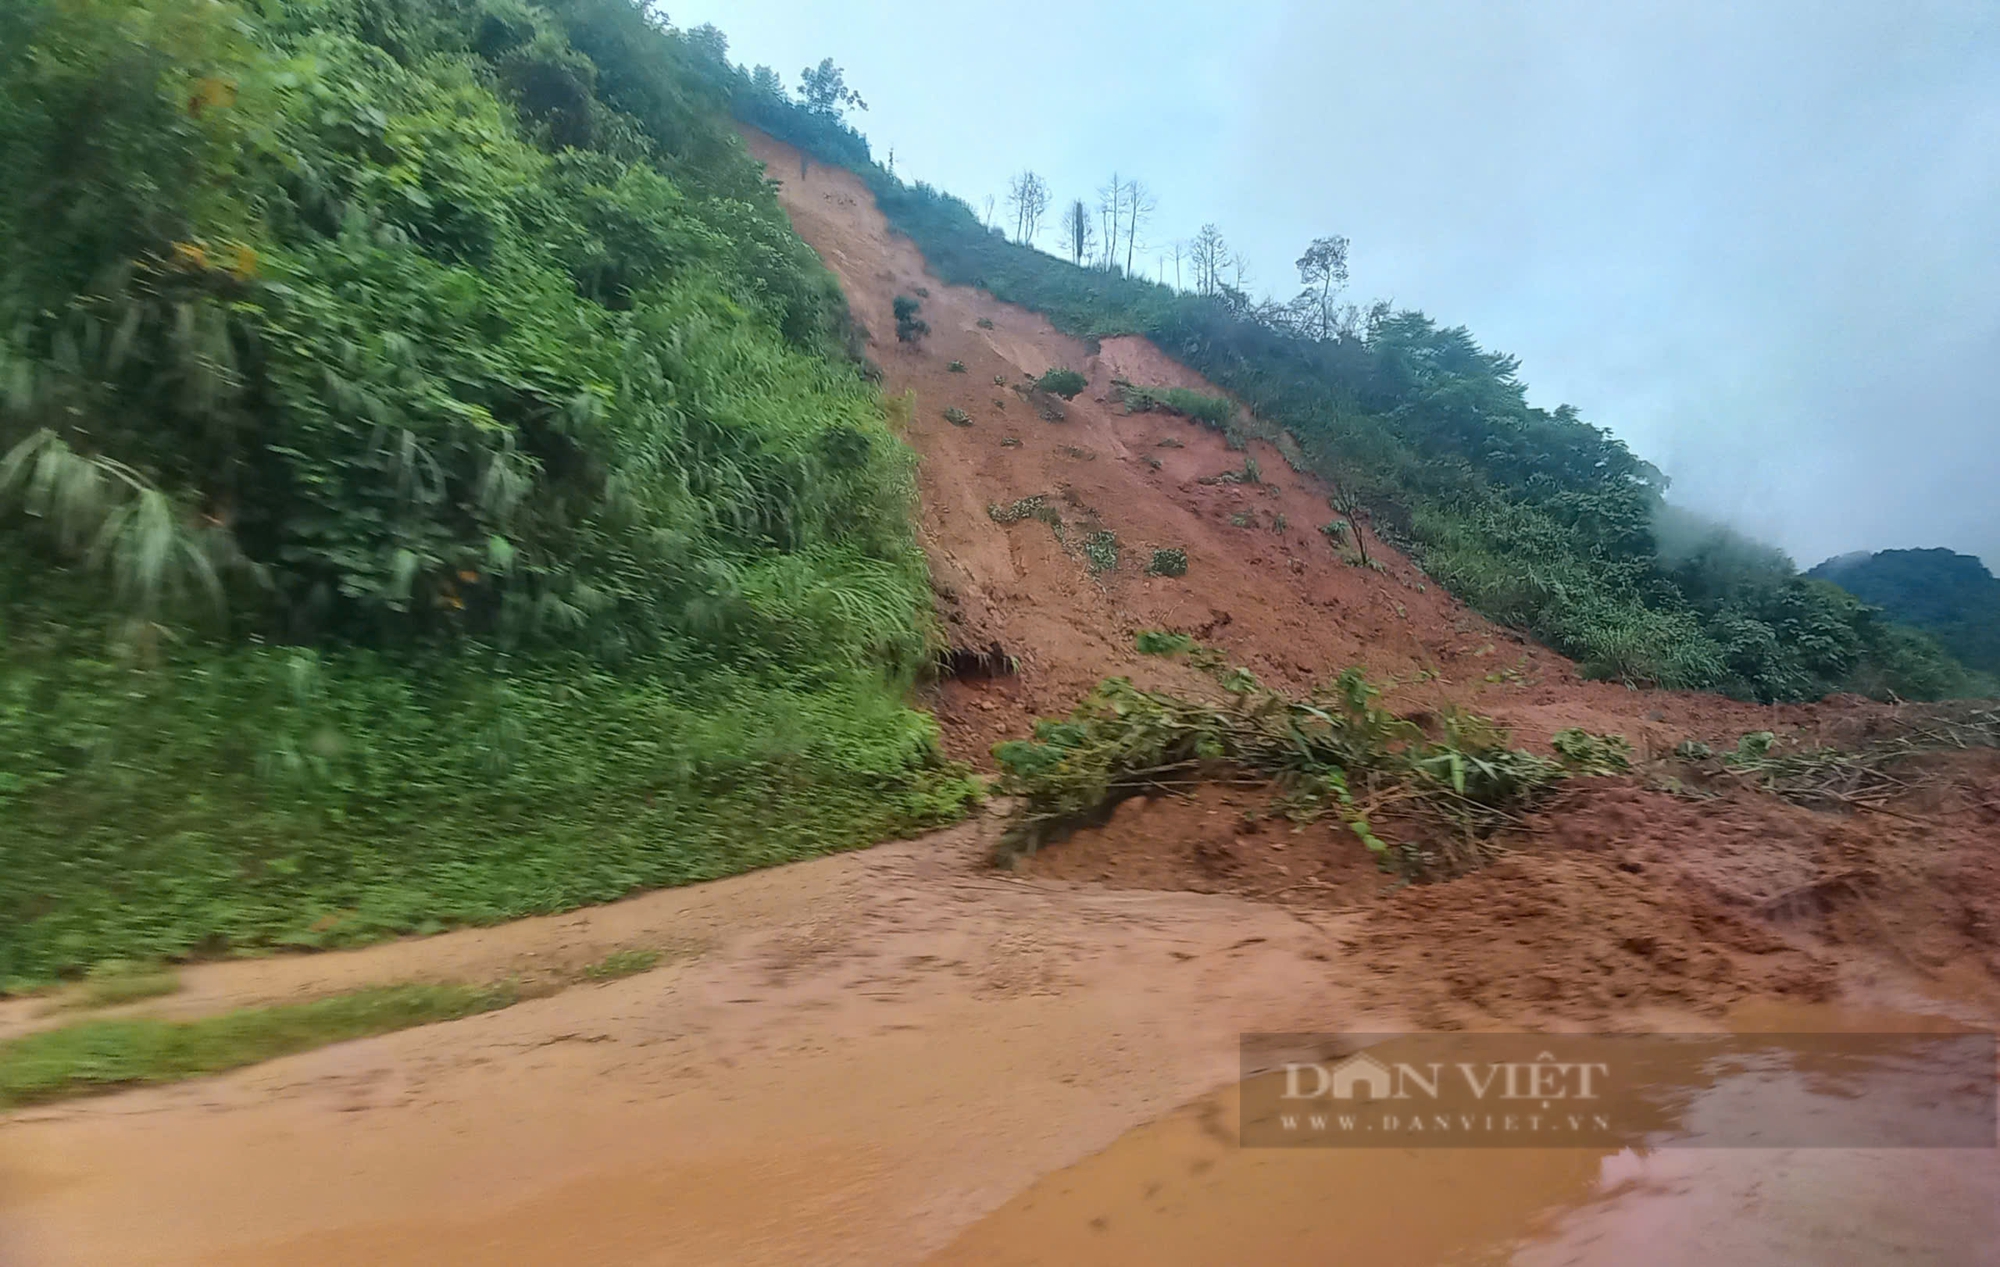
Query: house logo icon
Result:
<box><xmin>1329</xmin><ymin>1053</ymin><xmax>1394</xmax><ymax>1100</ymax></box>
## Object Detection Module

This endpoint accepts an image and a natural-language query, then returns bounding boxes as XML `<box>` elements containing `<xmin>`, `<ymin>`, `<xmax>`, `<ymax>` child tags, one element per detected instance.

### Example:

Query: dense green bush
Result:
<box><xmin>1035</xmin><ymin>368</ymin><xmax>1087</xmax><ymax>399</ymax></box>
<box><xmin>893</xmin><ymin>294</ymin><xmax>927</xmax><ymax>344</ymax></box>
<box><xmin>0</xmin><ymin>0</ymin><xmax>975</xmax><ymax>982</ymax></box>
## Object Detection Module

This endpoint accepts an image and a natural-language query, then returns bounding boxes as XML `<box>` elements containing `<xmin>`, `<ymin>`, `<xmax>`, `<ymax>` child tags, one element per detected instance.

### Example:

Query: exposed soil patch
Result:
<box><xmin>1019</xmin><ymin>784</ymin><xmax>1393</xmax><ymax>910</ymax></box>
<box><xmin>740</xmin><ymin>130</ymin><xmax>1839</xmax><ymax>769</ymax></box>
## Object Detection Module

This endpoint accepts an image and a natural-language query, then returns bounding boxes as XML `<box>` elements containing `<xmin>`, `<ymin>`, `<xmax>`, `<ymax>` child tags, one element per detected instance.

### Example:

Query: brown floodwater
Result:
<box><xmin>931</xmin><ymin>1003</ymin><xmax>2000</xmax><ymax>1267</ymax></box>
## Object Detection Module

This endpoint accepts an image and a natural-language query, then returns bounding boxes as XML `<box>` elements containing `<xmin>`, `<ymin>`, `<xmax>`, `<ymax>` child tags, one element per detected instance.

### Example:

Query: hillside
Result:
<box><xmin>0</xmin><ymin>0</ymin><xmax>975</xmax><ymax>985</ymax></box>
<box><xmin>1810</xmin><ymin>548</ymin><xmax>2000</xmax><ymax>680</ymax></box>
<box><xmin>7</xmin><ymin>62</ymin><xmax>2000</xmax><ymax>1264</ymax></box>
<box><xmin>722</xmin><ymin>67</ymin><xmax>1982</xmax><ymax>707</ymax></box>
<box><xmin>739</xmin><ymin>130</ymin><xmax>1846</xmax><ymax>766</ymax></box>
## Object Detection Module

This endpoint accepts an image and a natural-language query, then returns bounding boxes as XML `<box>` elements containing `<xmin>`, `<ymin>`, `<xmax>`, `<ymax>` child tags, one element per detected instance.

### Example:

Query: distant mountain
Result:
<box><xmin>1809</xmin><ymin>549</ymin><xmax>2000</xmax><ymax>676</ymax></box>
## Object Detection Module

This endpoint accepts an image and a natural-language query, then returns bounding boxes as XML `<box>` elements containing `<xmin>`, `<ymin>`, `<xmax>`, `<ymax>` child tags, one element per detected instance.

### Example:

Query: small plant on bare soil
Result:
<box><xmin>1135</xmin><ymin>631</ymin><xmax>1196</xmax><ymax>655</ymax></box>
<box><xmin>947</xmin><ymin>360</ymin><xmax>966</xmax><ymax>373</ymax></box>
<box><xmin>1144</xmin><ymin>455</ymin><xmax>1163</xmax><ymax>470</ymax></box>
<box><xmin>1156</xmin><ymin>437</ymin><xmax>1184</xmax><ymax>449</ymax></box>
<box><xmin>1059</xmin><ymin>445</ymin><xmax>1094</xmax><ymax>461</ymax></box>
<box><xmin>1551</xmin><ymin>728</ymin><xmax>1634</xmax><ymax>774</ymax></box>
<box><xmin>1011</xmin><ymin>384</ymin><xmax>1067</xmax><ymax>422</ymax></box>
<box><xmin>1084</xmin><ymin>531</ymin><xmax>1118</xmax><ymax>573</ymax></box>
<box><xmin>1112</xmin><ymin>379</ymin><xmax>1235</xmax><ymax>429</ymax></box>
<box><xmin>1229</xmin><ymin>511</ymin><xmax>1256</xmax><ymax>528</ymax></box>
<box><xmin>1000</xmin><ymin>436</ymin><xmax>1022</xmax><ymax>448</ymax></box>
<box><xmin>943</xmin><ymin>407</ymin><xmax>972</xmax><ymax>426</ymax></box>
<box><xmin>1199</xmin><ymin>457</ymin><xmax>1261</xmax><ymax>486</ymax></box>
<box><xmin>1146</xmin><ymin>547</ymin><xmax>1189</xmax><ymax>577</ymax></box>
<box><xmin>976</xmin><ymin>317</ymin><xmax>995</xmax><ymax>329</ymax></box>
<box><xmin>994</xmin><ymin>374</ymin><xmax>1008</xmax><ymax>385</ymax></box>
<box><xmin>988</xmin><ymin>495</ymin><xmax>1063</xmax><ymax>540</ymax></box>
<box><xmin>1320</xmin><ymin>519</ymin><xmax>1350</xmax><ymax>545</ymax></box>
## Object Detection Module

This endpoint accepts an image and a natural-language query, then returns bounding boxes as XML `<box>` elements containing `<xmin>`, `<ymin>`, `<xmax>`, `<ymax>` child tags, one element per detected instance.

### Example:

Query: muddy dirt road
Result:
<box><xmin>0</xmin><ymin>817</ymin><xmax>1398</xmax><ymax>1265</ymax></box>
<box><xmin>5</xmin><ymin>808</ymin><xmax>1994</xmax><ymax>1266</ymax></box>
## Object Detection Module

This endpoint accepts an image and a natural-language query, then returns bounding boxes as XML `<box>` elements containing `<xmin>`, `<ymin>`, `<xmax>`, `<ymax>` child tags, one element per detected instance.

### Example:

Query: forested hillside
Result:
<box><xmin>0</xmin><ymin>0</ymin><xmax>973</xmax><ymax>985</ymax></box>
<box><xmin>720</xmin><ymin>61</ymin><xmax>1980</xmax><ymax>706</ymax></box>
<box><xmin>1810</xmin><ymin>549</ymin><xmax>2000</xmax><ymax>680</ymax></box>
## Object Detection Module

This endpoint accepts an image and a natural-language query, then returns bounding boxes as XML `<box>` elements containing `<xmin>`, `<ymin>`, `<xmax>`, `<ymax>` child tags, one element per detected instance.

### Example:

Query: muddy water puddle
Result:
<box><xmin>932</xmin><ymin>1003</ymin><xmax>2000</xmax><ymax>1266</ymax></box>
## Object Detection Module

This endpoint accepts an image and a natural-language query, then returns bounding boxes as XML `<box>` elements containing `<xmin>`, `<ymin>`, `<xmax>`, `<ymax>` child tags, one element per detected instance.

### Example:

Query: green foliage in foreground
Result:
<box><xmin>0</xmin><ymin>982</ymin><xmax>517</xmax><ymax>1106</ymax></box>
<box><xmin>0</xmin><ymin>592</ymin><xmax>975</xmax><ymax>985</ymax></box>
<box><xmin>0</xmin><ymin>0</ymin><xmax>977</xmax><ymax>981</ymax></box>
<box><xmin>46</xmin><ymin>961</ymin><xmax>182</xmax><ymax>1011</ymax></box>
<box><xmin>722</xmin><ymin>63</ymin><xmax>1984</xmax><ymax>704</ymax></box>
<box><xmin>992</xmin><ymin>666</ymin><xmax>1621</xmax><ymax>878</ymax></box>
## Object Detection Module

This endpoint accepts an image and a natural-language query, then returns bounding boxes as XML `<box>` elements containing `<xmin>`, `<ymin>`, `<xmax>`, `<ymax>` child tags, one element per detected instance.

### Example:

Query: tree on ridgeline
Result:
<box><xmin>1007</xmin><ymin>170</ymin><xmax>1050</xmax><ymax>244</ymax></box>
<box><xmin>1063</xmin><ymin>198</ymin><xmax>1094</xmax><ymax>266</ymax></box>
<box><xmin>1294</xmin><ymin>235</ymin><xmax>1351</xmax><ymax>341</ymax></box>
<box><xmin>799</xmin><ymin>58</ymin><xmax>867</xmax><ymax>118</ymax></box>
<box><xmin>1122</xmin><ymin>179</ymin><xmax>1155</xmax><ymax>277</ymax></box>
<box><xmin>1188</xmin><ymin>223</ymin><xmax>1230</xmax><ymax>296</ymax></box>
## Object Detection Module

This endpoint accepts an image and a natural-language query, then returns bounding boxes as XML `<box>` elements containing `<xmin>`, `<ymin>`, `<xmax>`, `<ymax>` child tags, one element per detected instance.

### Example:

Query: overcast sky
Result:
<box><xmin>672</xmin><ymin>0</ymin><xmax>1999</xmax><ymax>570</ymax></box>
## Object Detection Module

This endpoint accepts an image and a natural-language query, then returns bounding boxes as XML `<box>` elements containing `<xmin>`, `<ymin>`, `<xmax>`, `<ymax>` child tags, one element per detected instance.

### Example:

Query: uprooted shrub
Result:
<box><xmin>992</xmin><ymin>666</ymin><xmax>1630</xmax><ymax>878</ymax></box>
<box><xmin>1035</xmin><ymin>368</ymin><xmax>1087</xmax><ymax>399</ymax></box>
<box><xmin>893</xmin><ymin>295</ymin><xmax>928</xmax><ymax>343</ymax></box>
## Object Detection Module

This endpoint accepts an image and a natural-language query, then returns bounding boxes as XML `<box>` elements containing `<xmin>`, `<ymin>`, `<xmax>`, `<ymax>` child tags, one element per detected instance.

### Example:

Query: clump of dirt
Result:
<box><xmin>1020</xmin><ymin>784</ymin><xmax>1392</xmax><ymax>909</ymax></box>
<box><xmin>1346</xmin><ymin>850</ymin><xmax>1836</xmax><ymax>1026</ymax></box>
<box><xmin>1022</xmin><ymin>754</ymin><xmax>2000</xmax><ymax>1024</ymax></box>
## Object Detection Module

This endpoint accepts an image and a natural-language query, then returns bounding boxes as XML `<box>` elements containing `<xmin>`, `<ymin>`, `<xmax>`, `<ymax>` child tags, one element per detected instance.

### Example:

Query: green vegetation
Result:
<box><xmin>1146</xmin><ymin>548</ymin><xmax>1189</xmax><ymax>577</ymax></box>
<box><xmin>1114</xmin><ymin>380</ymin><xmax>1236</xmax><ymax>430</ymax></box>
<box><xmin>987</xmin><ymin>494</ymin><xmax>1063</xmax><ymax>535</ymax></box>
<box><xmin>0</xmin><ymin>0</ymin><xmax>976</xmax><ymax>986</ymax></box>
<box><xmin>581</xmin><ymin>947</ymin><xmax>663</xmax><ymax>980</ymax></box>
<box><xmin>0</xmin><ymin>982</ymin><xmax>517</xmax><ymax>1106</ymax></box>
<box><xmin>1084</xmin><ymin>530</ymin><xmax>1118</xmax><ymax>573</ymax></box>
<box><xmin>1702</xmin><ymin>703</ymin><xmax>2000</xmax><ymax>814</ymax></box>
<box><xmin>722</xmin><ymin>64</ymin><xmax>1984</xmax><ymax>704</ymax></box>
<box><xmin>1035</xmin><ymin>368</ymin><xmax>1088</xmax><ymax>399</ymax></box>
<box><xmin>893</xmin><ymin>294</ymin><xmax>928</xmax><ymax>343</ymax></box>
<box><xmin>992</xmin><ymin>664</ymin><xmax>1627</xmax><ymax>876</ymax></box>
<box><xmin>1809</xmin><ymin>549</ymin><xmax>2000</xmax><ymax>682</ymax></box>
<box><xmin>1134</xmin><ymin>630</ymin><xmax>1196</xmax><ymax>655</ymax></box>
<box><xmin>943</xmin><ymin>407</ymin><xmax>972</xmax><ymax>426</ymax></box>
<box><xmin>946</xmin><ymin>360</ymin><xmax>966</xmax><ymax>373</ymax></box>
<box><xmin>45</xmin><ymin>961</ymin><xmax>181</xmax><ymax>1011</ymax></box>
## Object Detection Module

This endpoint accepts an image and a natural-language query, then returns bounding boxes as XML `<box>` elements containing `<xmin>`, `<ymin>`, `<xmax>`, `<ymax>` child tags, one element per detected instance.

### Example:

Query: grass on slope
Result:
<box><xmin>0</xmin><ymin>594</ymin><xmax>977</xmax><ymax>989</ymax></box>
<box><xmin>2</xmin><ymin>944</ymin><xmax>683</xmax><ymax>1106</ymax></box>
<box><xmin>0</xmin><ymin>982</ymin><xmax>517</xmax><ymax>1107</ymax></box>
